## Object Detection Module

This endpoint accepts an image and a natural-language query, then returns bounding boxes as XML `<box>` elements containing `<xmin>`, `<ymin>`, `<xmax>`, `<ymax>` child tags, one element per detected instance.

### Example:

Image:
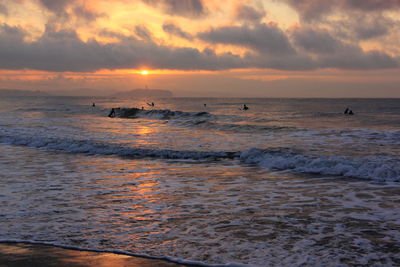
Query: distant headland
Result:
<box><xmin>0</xmin><ymin>88</ymin><xmax>173</xmax><ymax>98</ymax></box>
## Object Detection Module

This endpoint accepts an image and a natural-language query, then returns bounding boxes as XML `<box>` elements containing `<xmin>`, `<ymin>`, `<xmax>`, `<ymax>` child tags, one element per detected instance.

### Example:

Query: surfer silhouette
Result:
<box><xmin>242</xmin><ymin>104</ymin><xmax>249</xmax><ymax>110</ymax></box>
<box><xmin>108</xmin><ymin>108</ymin><xmax>115</xmax><ymax>117</ymax></box>
<box><xmin>344</xmin><ymin>107</ymin><xmax>349</xmax><ymax>114</ymax></box>
<box><xmin>147</xmin><ymin>102</ymin><xmax>155</xmax><ymax>107</ymax></box>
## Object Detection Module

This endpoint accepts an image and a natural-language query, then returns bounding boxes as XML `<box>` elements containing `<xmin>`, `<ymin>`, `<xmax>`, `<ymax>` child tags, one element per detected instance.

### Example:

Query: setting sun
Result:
<box><xmin>140</xmin><ymin>70</ymin><xmax>149</xmax><ymax>76</ymax></box>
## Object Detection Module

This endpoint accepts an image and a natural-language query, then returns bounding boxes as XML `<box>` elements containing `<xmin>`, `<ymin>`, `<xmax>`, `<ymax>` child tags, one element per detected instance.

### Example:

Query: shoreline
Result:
<box><xmin>0</xmin><ymin>242</ymin><xmax>202</xmax><ymax>267</ymax></box>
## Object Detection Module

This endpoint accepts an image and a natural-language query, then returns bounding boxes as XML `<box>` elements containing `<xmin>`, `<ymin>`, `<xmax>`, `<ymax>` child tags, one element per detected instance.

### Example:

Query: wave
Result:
<box><xmin>0</xmin><ymin>134</ymin><xmax>237</xmax><ymax>160</ymax></box>
<box><xmin>108</xmin><ymin>108</ymin><xmax>298</xmax><ymax>133</ymax></box>
<box><xmin>167</xmin><ymin>120</ymin><xmax>296</xmax><ymax>133</ymax></box>
<box><xmin>0</xmin><ymin>133</ymin><xmax>398</xmax><ymax>181</ymax></box>
<box><xmin>240</xmin><ymin>148</ymin><xmax>400</xmax><ymax>182</ymax></box>
<box><xmin>109</xmin><ymin>108</ymin><xmax>211</xmax><ymax>120</ymax></box>
<box><xmin>297</xmin><ymin>129</ymin><xmax>400</xmax><ymax>144</ymax></box>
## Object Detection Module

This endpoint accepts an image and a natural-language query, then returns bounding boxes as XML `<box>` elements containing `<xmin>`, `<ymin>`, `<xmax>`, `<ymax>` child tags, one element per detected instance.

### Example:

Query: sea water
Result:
<box><xmin>0</xmin><ymin>96</ymin><xmax>399</xmax><ymax>266</ymax></box>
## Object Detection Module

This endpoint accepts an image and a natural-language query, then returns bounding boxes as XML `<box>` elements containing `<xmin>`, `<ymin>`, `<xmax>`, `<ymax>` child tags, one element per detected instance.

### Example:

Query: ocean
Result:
<box><xmin>0</xmin><ymin>96</ymin><xmax>399</xmax><ymax>266</ymax></box>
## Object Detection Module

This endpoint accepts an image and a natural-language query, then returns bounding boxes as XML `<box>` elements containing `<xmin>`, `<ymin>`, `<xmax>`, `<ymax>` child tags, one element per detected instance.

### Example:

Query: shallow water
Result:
<box><xmin>0</xmin><ymin>96</ymin><xmax>399</xmax><ymax>266</ymax></box>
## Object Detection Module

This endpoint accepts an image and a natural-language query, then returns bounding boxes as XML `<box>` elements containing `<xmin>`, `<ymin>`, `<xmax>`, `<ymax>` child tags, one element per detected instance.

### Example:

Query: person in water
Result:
<box><xmin>147</xmin><ymin>102</ymin><xmax>155</xmax><ymax>107</ymax></box>
<box><xmin>108</xmin><ymin>108</ymin><xmax>115</xmax><ymax>117</ymax></box>
<box><xmin>344</xmin><ymin>107</ymin><xmax>349</xmax><ymax>114</ymax></box>
<box><xmin>348</xmin><ymin>110</ymin><xmax>354</xmax><ymax>115</ymax></box>
<box><xmin>92</xmin><ymin>102</ymin><xmax>96</xmax><ymax>107</ymax></box>
<box><xmin>242</xmin><ymin>104</ymin><xmax>249</xmax><ymax>110</ymax></box>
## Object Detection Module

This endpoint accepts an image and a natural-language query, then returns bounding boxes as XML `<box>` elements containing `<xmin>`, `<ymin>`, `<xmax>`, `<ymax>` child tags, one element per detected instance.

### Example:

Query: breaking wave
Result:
<box><xmin>240</xmin><ymin>148</ymin><xmax>400</xmax><ymax>182</ymax></box>
<box><xmin>0</xmin><ymin>133</ymin><xmax>237</xmax><ymax>160</ymax></box>
<box><xmin>110</xmin><ymin>108</ymin><xmax>211</xmax><ymax>120</ymax></box>
<box><xmin>0</xmin><ymin>132</ymin><xmax>399</xmax><ymax>182</ymax></box>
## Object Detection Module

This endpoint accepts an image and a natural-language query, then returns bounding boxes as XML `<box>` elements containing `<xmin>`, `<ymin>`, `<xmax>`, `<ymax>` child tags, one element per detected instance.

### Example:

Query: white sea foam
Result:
<box><xmin>1</xmin><ymin>143</ymin><xmax>400</xmax><ymax>267</ymax></box>
<box><xmin>240</xmin><ymin>148</ymin><xmax>400</xmax><ymax>181</ymax></box>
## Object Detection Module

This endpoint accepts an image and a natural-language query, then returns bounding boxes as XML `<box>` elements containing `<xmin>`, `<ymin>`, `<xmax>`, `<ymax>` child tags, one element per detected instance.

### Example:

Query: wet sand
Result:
<box><xmin>0</xmin><ymin>242</ymin><xmax>196</xmax><ymax>267</ymax></box>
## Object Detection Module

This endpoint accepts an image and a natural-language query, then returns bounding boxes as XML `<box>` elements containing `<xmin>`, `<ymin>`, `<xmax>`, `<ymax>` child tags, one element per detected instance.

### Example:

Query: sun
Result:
<box><xmin>140</xmin><ymin>70</ymin><xmax>149</xmax><ymax>75</ymax></box>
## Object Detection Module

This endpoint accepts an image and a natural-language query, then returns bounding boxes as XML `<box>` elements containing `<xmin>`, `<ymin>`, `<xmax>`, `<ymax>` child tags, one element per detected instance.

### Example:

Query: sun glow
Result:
<box><xmin>140</xmin><ymin>70</ymin><xmax>149</xmax><ymax>76</ymax></box>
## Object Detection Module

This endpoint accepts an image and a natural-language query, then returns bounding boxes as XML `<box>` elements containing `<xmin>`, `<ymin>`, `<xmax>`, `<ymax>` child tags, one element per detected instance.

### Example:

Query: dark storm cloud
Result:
<box><xmin>162</xmin><ymin>23</ymin><xmax>193</xmax><ymax>40</ymax></box>
<box><xmin>142</xmin><ymin>0</ymin><xmax>206</xmax><ymax>18</ymax></box>
<box><xmin>235</xmin><ymin>4</ymin><xmax>265</xmax><ymax>23</ymax></box>
<box><xmin>198</xmin><ymin>23</ymin><xmax>296</xmax><ymax>55</ymax></box>
<box><xmin>283</xmin><ymin>0</ymin><xmax>400</xmax><ymax>20</ymax></box>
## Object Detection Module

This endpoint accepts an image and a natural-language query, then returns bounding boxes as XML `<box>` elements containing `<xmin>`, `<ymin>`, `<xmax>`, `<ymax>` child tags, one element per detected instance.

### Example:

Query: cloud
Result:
<box><xmin>234</xmin><ymin>4</ymin><xmax>265</xmax><ymax>23</ymax></box>
<box><xmin>162</xmin><ymin>23</ymin><xmax>193</xmax><ymax>40</ymax></box>
<box><xmin>0</xmin><ymin>2</ymin><xmax>8</xmax><ymax>16</ymax></box>
<box><xmin>291</xmin><ymin>26</ymin><xmax>399</xmax><ymax>69</ymax></box>
<box><xmin>283</xmin><ymin>0</ymin><xmax>400</xmax><ymax>21</ymax></box>
<box><xmin>72</xmin><ymin>6</ymin><xmax>105</xmax><ymax>22</ymax></box>
<box><xmin>198</xmin><ymin>23</ymin><xmax>296</xmax><ymax>55</ymax></box>
<box><xmin>283</xmin><ymin>0</ymin><xmax>333</xmax><ymax>21</ymax></box>
<box><xmin>37</xmin><ymin>0</ymin><xmax>70</xmax><ymax>16</ymax></box>
<box><xmin>134</xmin><ymin>25</ymin><xmax>153</xmax><ymax>41</ymax></box>
<box><xmin>0</xmin><ymin>23</ymin><xmax>243</xmax><ymax>72</ymax></box>
<box><xmin>291</xmin><ymin>27</ymin><xmax>340</xmax><ymax>54</ymax></box>
<box><xmin>0</xmin><ymin>22</ymin><xmax>398</xmax><ymax>73</ymax></box>
<box><xmin>319</xmin><ymin>49</ymin><xmax>399</xmax><ymax>70</ymax></box>
<box><xmin>142</xmin><ymin>0</ymin><xmax>206</xmax><ymax>18</ymax></box>
<box><xmin>36</xmin><ymin>0</ymin><xmax>103</xmax><ymax>22</ymax></box>
<box><xmin>351</xmin><ymin>15</ymin><xmax>392</xmax><ymax>40</ymax></box>
<box><xmin>345</xmin><ymin>0</ymin><xmax>400</xmax><ymax>11</ymax></box>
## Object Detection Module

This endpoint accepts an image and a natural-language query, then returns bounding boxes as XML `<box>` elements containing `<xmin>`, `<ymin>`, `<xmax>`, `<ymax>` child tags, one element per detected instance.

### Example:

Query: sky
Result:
<box><xmin>0</xmin><ymin>0</ymin><xmax>400</xmax><ymax>97</ymax></box>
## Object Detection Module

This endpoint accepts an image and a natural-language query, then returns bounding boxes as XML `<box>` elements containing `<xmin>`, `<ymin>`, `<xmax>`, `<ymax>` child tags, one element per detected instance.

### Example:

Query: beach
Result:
<box><xmin>0</xmin><ymin>242</ymin><xmax>189</xmax><ymax>267</ymax></box>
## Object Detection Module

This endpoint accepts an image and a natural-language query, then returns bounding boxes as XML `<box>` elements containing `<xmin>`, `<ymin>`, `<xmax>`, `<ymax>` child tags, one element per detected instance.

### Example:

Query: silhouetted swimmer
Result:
<box><xmin>92</xmin><ymin>102</ymin><xmax>95</xmax><ymax>107</ymax></box>
<box><xmin>344</xmin><ymin>107</ymin><xmax>349</xmax><ymax>114</ymax></box>
<box><xmin>348</xmin><ymin>110</ymin><xmax>354</xmax><ymax>115</ymax></box>
<box><xmin>204</xmin><ymin>103</ymin><xmax>207</xmax><ymax>107</ymax></box>
<box><xmin>142</xmin><ymin>106</ymin><xmax>144</xmax><ymax>110</ymax></box>
<box><xmin>242</xmin><ymin>104</ymin><xmax>249</xmax><ymax>110</ymax></box>
<box><xmin>108</xmin><ymin>108</ymin><xmax>115</xmax><ymax>117</ymax></box>
<box><xmin>147</xmin><ymin>102</ymin><xmax>155</xmax><ymax>107</ymax></box>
